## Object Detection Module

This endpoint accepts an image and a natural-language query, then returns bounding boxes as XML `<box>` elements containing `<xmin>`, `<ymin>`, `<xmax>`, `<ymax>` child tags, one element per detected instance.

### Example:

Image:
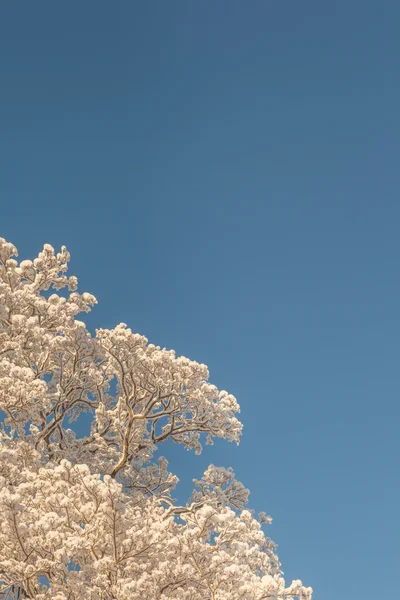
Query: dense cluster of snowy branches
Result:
<box><xmin>0</xmin><ymin>237</ymin><xmax>311</xmax><ymax>599</ymax></box>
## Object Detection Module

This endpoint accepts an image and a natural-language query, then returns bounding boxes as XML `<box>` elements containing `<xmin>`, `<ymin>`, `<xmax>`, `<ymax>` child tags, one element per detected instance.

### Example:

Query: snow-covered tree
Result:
<box><xmin>0</xmin><ymin>237</ymin><xmax>311</xmax><ymax>600</ymax></box>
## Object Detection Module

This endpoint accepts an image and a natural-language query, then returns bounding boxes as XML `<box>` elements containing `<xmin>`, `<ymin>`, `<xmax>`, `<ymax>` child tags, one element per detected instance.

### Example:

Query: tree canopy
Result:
<box><xmin>0</xmin><ymin>237</ymin><xmax>311</xmax><ymax>600</ymax></box>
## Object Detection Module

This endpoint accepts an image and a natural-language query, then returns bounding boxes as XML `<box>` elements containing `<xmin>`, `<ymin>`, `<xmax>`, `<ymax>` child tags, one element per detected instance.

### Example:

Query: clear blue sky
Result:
<box><xmin>1</xmin><ymin>2</ymin><xmax>399</xmax><ymax>598</ymax></box>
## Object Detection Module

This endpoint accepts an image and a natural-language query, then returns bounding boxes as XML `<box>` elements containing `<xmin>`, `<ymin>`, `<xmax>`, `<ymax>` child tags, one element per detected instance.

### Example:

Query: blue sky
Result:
<box><xmin>1</xmin><ymin>2</ymin><xmax>400</xmax><ymax>597</ymax></box>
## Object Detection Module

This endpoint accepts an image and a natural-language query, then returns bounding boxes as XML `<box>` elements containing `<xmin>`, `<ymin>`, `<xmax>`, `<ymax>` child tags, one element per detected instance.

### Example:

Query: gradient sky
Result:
<box><xmin>1</xmin><ymin>2</ymin><xmax>400</xmax><ymax>598</ymax></box>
